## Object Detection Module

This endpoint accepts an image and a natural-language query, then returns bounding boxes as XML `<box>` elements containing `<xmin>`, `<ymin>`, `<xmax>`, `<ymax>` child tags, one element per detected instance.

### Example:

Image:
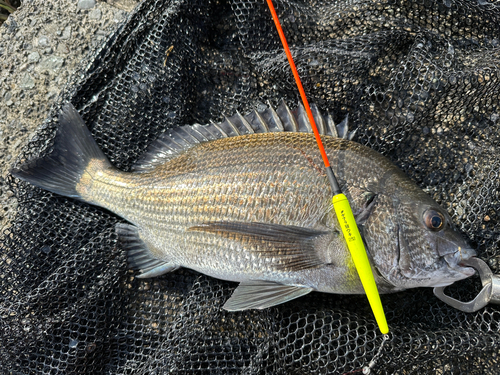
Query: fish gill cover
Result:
<box><xmin>1</xmin><ymin>0</ymin><xmax>500</xmax><ymax>373</ymax></box>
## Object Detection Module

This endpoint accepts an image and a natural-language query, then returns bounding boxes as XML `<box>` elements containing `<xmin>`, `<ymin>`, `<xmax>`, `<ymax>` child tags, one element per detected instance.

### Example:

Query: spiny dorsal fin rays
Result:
<box><xmin>345</xmin><ymin>115</ymin><xmax>356</xmax><ymax>141</ymax></box>
<box><xmin>132</xmin><ymin>101</ymin><xmax>353</xmax><ymax>172</ymax></box>
<box><xmin>310</xmin><ymin>103</ymin><xmax>326</xmax><ymax>135</ymax></box>
<box><xmin>222</xmin><ymin>116</ymin><xmax>241</xmax><ymax>137</ymax></box>
<box><xmin>336</xmin><ymin>114</ymin><xmax>349</xmax><ymax>139</ymax></box>
<box><xmin>276</xmin><ymin>100</ymin><xmax>299</xmax><ymax>132</ymax></box>
<box><xmin>163</xmin><ymin>127</ymin><xmax>195</xmax><ymax>150</ymax></box>
<box><xmin>296</xmin><ymin>101</ymin><xmax>311</xmax><ymax>133</ymax></box>
<box><xmin>266</xmin><ymin>101</ymin><xmax>285</xmax><ymax>131</ymax></box>
<box><xmin>189</xmin><ymin>124</ymin><xmax>215</xmax><ymax>141</ymax></box>
<box><xmin>209</xmin><ymin>120</ymin><xmax>229</xmax><ymax>138</ymax></box>
<box><xmin>236</xmin><ymin>110</ymin><xmax>255</xmax><ymax>134</ymax></box>
<box><xmin>172</xmin><ymin>126</ymin><xmax>202</xmax><ymax>145</ymax></box>
<box><xmin>326</xmin><ymin>112</ymin><xmax>339</xmax><ymax>137</ymax></box>
<box><xmin>247</xmin><ymin>109</ymin><xmax>270</xmax><ymax>132</ymax></box>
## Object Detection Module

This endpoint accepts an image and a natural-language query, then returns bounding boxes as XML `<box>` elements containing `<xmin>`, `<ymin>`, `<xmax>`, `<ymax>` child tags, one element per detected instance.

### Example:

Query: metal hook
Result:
<box><xmin>433</xmin><ymin>257</ymin><xmax>500</xmax><ymax>313</ymax></box>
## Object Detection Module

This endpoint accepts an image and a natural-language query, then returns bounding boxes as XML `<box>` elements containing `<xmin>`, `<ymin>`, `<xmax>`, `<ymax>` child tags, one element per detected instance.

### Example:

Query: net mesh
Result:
<box><xmin>2</xmin><ymin>0</ymin><xmax>500</xmax><ymax>373</ymax></box>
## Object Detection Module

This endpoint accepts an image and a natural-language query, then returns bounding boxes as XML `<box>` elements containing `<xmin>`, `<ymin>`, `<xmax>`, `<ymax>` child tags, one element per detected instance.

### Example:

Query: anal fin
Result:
<box><xmin>116</xmin><ymin>223</ymin><xmax>179</xmax><ymax>278</ymax></box>
<box><xmin>223</xmin><ymin>280</ymin><xmax>312</xmax><ymax>311</ymax></box>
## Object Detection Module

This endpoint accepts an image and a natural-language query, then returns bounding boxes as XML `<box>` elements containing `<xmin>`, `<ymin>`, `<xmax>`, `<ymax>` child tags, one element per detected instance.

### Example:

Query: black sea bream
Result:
<box><xmin>12</xmin><ymin>102</ymin><xmax>475</xmax><ymax>310</ymax></box>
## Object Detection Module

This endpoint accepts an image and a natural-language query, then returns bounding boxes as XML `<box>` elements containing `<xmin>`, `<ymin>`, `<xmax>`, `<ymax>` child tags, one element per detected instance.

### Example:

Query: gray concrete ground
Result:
<box><xmin>0</xmin><ymin>0</ymin><xmax>138</xmax><ymax>233</ymax></box>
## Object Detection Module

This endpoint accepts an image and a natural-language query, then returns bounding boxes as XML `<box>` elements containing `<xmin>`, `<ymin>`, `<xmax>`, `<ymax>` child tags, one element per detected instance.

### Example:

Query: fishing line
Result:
<box><xmin>266</xmin><ymin>0</ymin><xmax>389</xmax><ymax>335</ymax></box>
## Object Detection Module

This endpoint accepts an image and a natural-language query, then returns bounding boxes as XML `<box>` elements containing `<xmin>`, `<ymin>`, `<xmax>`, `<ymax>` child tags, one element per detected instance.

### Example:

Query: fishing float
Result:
<box><xmin>266</xmin><ymin>0</ymin><xmax>389</xmax><ymax>335</ymax></box>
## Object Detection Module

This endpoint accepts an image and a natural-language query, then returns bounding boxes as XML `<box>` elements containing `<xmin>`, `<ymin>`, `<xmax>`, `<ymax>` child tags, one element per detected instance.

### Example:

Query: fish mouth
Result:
<box><xmin>437</xmin><ymin>236</ymin><xmax>476</xmax><ymax>275</ymax></box>
<box><xmin>443</xmin><ymin>248</ymin><xmax>477</xmax><ymax>271</ymax></box>
<box><xmin>431</xmin><ymin>238</ymin><xmax>477</xmax><ymax>287</ymax></box>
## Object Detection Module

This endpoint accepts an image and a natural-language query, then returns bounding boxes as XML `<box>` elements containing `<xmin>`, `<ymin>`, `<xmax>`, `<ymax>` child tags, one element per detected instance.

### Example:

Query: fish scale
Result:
<box><xmin>11</xmin><ymin>102</ymin><xmax>476</xmax><ymax>310</ymax></box>
<box><xmin>90</xmin><ymin>134</ymin><xmax>336</xmax><ymax>226</ymax></box>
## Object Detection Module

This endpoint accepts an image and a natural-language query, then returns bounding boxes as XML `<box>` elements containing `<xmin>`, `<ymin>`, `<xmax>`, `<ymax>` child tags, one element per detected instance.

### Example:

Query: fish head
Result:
<box><xmin>362</xmin><ymin>180</ymin><xmax>476</xmax><ymax>291</ymax></box>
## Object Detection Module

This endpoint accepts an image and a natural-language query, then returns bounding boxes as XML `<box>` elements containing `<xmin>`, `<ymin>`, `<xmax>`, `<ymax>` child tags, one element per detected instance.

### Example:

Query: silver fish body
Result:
<box><xmin>12</xmin><ymin>103</ymin><xmax>476</xmax><ymax>310</ymax></box>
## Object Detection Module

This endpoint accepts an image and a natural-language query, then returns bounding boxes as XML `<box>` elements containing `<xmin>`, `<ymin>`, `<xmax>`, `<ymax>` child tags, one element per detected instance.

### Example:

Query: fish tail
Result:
<box><xmin>11</xmin><ymin>104</ymin><xmax>111</xmax><ymax>199</ymax></box>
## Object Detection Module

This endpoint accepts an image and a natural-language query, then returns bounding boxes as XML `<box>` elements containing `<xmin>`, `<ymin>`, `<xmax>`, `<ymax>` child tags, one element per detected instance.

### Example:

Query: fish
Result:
<box><xmin>11</xmin><ymin>101</ymin><xmax>476</xmax><ymax>311</ymax></box>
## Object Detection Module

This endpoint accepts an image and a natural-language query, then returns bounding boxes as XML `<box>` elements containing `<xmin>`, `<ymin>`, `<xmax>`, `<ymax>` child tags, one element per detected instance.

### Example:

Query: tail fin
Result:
<box><xmin>11</xmin><ymin>104</ymin><xmax>111</xmax><ymax>199</ymax></box>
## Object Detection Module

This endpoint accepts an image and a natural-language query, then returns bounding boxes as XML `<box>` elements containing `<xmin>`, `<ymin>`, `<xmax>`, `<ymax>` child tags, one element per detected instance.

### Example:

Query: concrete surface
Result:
<box><xmin>0</xmin><ymin>0</ymin><xmax>138</xmax><ymax>233</ymax></box>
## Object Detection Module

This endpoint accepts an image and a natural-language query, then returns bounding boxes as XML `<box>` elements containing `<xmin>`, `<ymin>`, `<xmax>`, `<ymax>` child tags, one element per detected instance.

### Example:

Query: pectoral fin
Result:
<box><xmin>223</xmin><ymin>280</ymin><xmax>313</xmax><ymax>311</ymax></box>
<box><xmin>188</xmin><ymin>221</ymin><xmax>330</xmax><ymax>271</ymax></box>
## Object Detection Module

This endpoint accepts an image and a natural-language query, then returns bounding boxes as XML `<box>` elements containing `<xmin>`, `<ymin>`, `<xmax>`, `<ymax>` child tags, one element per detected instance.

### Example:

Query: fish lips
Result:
<box><xmin>437</xmin><ymin>235</ymin><xmax>477</xmax><ymax>277</ymax></box>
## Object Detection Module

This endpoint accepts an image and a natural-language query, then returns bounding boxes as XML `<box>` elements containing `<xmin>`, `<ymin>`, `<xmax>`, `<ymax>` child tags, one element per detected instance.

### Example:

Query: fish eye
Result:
<box><xmin>423</xmin><ymin>210</ymin><xmax>445</xmax><ymax>231</ymax></box>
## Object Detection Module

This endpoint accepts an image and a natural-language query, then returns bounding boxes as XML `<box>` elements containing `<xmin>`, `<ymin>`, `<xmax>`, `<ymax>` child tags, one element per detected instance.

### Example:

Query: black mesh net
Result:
<box><xmin>2</xmin><ymin>0</ymin><xmax>500</xmax><ymax>373</ymax></box>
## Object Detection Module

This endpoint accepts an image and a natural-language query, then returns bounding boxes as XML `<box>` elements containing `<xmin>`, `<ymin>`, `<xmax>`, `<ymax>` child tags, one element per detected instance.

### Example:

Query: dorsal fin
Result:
<box><xmin>133</xmin><ymin>101</ymin><xmax>353</xmax><ymax>172</ymax></box>
<box><xmin>310</xmin><ymin>103</ymin><xmax>326</xmax><ymax>134</ymax></box>
<box><xmin>276</xmin><ymin>100</ymin><xmax>299</xmax><ymax>132</ymax></box>
<box><xmin>296</xmin><ymin>102</ymin><xmax>311</xmax><ymax>133</ymax></box>
<box><xmin>326</xmin><ymin>112</ymin><xmax>339</xmax><ymax>137</ymax></box>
